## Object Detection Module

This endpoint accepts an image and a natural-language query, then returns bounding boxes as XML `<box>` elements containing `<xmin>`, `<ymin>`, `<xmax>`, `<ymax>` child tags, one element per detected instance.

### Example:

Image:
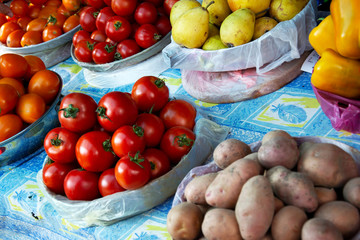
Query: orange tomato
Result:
<box><xmin>0</xmin><ymin>84</ymin><xmax>19</xmax><ymax>116</ymax></box>
<box><xmin>47</xmin><ymin>12</ymin><xmax>67</xmax><ymax>28</ymax></box>
<box><xmin>6</xmin><ymin>29</ymin><xmax>26</xmax><ymax>47</ymax></box>
<box><xmin>10</xmin><ymin>0</ymin><xmax>29</xmax><ymax>17</ymax></box>
<box><xmin>16</xmin><ymin>93</ymin><xmax>46</xmax><ymax>124</ymax></box>
<box><xmin>0</xmin><ymin>114</ymin><xmax>23</xmax><ymax>142</ymax></box>
<box><xmin>62</xmin><ymin>0</ymin><xmax>81</xmax><ymax>12</ymax></box>
<box><xmin>28</xmin><ymin>69</ymin><xmax>60</xmax><ymax>104</ymax></box>
<box><xmin>38</xmin><ymin>5</ymin><xmax>58</xmax><ymax>19</ymax></box>
<box><xmin>28</xmin><ymin>4</ymin><xmax>42</xmax><ymax>19</ymax></box>
<box><xmin>0</xmin><ymin>53</ymin><xmax>29</xmax><ymax>78</ymax></box>
<box><xmin>0</xmin><ymin>22</ymin><xmax>21</xmax><ymax>44</ymax></box>
<box><xmin>21</xmin><ymin>30</ymin><xmax>43</xmax><ymax>46</ymax></box>
<box><xmin>0</xmin><ymin>77</ymin><xmax>25</xmax><ymax>96</ymax></box>
<box><xmin>29</xmin><ymin>0</ymin><xmax>48</xmax><ymax>6</ymax></box>
<box><xmin>24</xmin><ymin>55</ymin><xmax>46</xmax><ymax>80</ymax></box>
<box><xmin>45</xmin><ymin>0</ymin><xmax>62</xmax><ymax>8</ymax></box>
<box><xmin>62</xmin><ymin>14</ymin><xmax>79</xmax><ymax>33</ymax></box>
<box><xmin>57</xmin><ymin>4</ymin><xmax>75</xmax><ymax>18</ymax></box>
<box><xmin>26</xmin><ymin>18</ymin><xmax>47</xmax><ymax>32</ymax></box>
<box><xmin>42</xmin><ymin>25</ymin><xmax>63</xmax><ymax>42</ymax></box>
<box><xmin>17</xmin><ymin>16</ymin><xmax>32</xmax><ymax>31</ymax></box>
<box><xmin>0</xmin><ymin>13</ymin><xmax>7</xmax><ymax>28</ymax></box>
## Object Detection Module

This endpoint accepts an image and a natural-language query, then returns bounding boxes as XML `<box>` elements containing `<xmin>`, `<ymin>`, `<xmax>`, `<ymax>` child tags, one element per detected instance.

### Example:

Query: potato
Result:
<box><xmin>271</xmin><ymin>205</ymin><xmax>308</xmax><ymax>240</ymax></box>
<box><xmin>184</xmin><ymin>172</ymin><xmax>218</xmax><ymax>205</ymax></box>
<box><xmin>266</xmin><ymin>166</ymin><xmax>318</xmax><ymax>212</ymax></box>
<box><xmin>315</xmin><ymin>187</ymin><xmax>337</xmax><ymax>205</ymax></box>
<box><xmin>235</xmin><ymin>175</ymin><xmax>275</xmax><ymax>240</ymax></box>
<box><xmin>301</xmin><ymin>218</ymin><xmax>343</xmax><ymax>240</ymax></box>
<box><xmin>274</xmin><ymin>197</ymin><xmax>285</xmax><ymax>213</ymax></box>
<box><xmin>202</xmin><ymin>208</ymin><xmax>242</xmax><ymax>240</ymax></box>
<box><xmin>213</xmin><ymin>138</ymin><xmax>252</xmax><ymax>169</ymax></box>
<box><xmin>205</xmin><ymin>156</ymin><xmax>263</xmax><ymax>208</ymax></box>
<box><xmin>314</xmin><ymin>200</ymin><xmax>360</xmax><ymax>238</ymax></box>
<box><xmin>258</xmin><ymin>130</ymin><xmax>299</xmax><ymax>169</ymax></box>
<box><xmin>167</xmin><ymin>202</ymin><xmax>204</xmax><ymax>240</ymax></box>
<box><xmin>297</xmin><ymin>142</ymin><xmax>359</xmax><ymax>188</ymax></box>
<box><xmin>343</xmin><ymin>177</ymin><xmax>360</xmax><ymax>209</ymax></box>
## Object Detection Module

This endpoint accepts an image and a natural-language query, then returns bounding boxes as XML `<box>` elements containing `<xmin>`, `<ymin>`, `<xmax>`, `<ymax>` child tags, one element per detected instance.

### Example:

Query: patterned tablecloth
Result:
<box><xmin>1</xmin><ymin>54</ymin><xmax>359</xmax><ymax>240</ymax></box>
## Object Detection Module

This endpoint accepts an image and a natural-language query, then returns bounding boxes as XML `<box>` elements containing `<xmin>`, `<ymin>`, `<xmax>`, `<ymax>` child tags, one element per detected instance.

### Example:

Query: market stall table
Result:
<box><xmin>0</xmin><ymin>54</ymin><xmax>360</xmax><ymax>239</ymax></box>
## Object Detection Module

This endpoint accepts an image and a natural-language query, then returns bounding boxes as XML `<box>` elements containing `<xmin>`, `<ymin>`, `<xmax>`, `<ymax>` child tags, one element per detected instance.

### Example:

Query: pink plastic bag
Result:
<box><xmin>312</xmin><ymin>85</ymin><xmax>360</xmax><ymax>133</ymax></box>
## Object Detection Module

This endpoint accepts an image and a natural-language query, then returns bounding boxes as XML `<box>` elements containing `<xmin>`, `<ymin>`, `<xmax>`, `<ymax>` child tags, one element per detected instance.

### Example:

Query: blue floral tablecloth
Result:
<box><xmin>1</xmin><ymin>55</ymin><xmax>359</xmax><ymax>240</ymax></box>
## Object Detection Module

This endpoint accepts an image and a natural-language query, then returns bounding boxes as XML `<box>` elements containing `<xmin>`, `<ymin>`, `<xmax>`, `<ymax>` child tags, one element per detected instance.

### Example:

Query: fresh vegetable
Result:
<box><xmin>98</xmin><ymin>168</ymin><xmax>125</xmax><ymax>197</ymax></box>
<box><xmin>311</xmin><ymin>49</ymin><xmax>360</xmax><ymax>99</ymax></box>
<box><xmin>159</xmin><ymin>99</ymin><xmax>196</xmax><ymax>130</ymax></box>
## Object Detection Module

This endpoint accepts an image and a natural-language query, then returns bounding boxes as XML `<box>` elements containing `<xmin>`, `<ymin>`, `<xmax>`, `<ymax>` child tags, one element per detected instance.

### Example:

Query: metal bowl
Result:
<box><xmin>0</xmin><ymin>74</ymin><xmax>63</xmax><ymax>166</ymax></box>
<box><xmin>71</xmin><ymin>32</ymin><xmax>171</xmax><ymax>72</ymax></box>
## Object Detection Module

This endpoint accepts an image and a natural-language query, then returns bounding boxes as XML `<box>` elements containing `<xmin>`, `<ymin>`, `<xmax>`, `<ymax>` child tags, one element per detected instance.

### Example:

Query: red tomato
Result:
<box><xmin>114</xmin><ymin>151</ymin><xmax>151</xmax><ymax>190</ymax></box>
<box><xmin>131</xmin><ymin>76</ymin><xmax>169</xmax><ymax>112</ymax></box>
<box><xmin>75</xmin><ymin>131</ymin><xmax>117</xmax><ymax>172</ymax></box>
<box><xmin>43</xmin><ymin>127</ymin><xmax>80</xmax><ymax>164</ymax></box>
<box><xmin>92</xmin><ymin>42</ymin><xmax>116</xmax><ymax>64</ymax></box>
<box><xmin>105</xmin><ymin>16</ymin><xmax>131</xmax><ymax>43</ymax></box>
<box><xmin>130</xmin><ymin>22</ymin><xmax>140</xmax><ymax>39</ymax></box>
<box><xmin>98</xmin><ymin>168</ymin><xmax>125</xmax><ymax>197</ymax></box>
<box><xmin>0</xmin><ymin>114</ymin><xmax>23</xmax><ymax>142</ymax></box>
<box><xmin>135</xmin><ymin>113</ymin><xmax>165</xmax><ymax>147</ymax></box>
<box><xmin>134</xmin><ymin>2</ymin><xmax>158</xmax><ymax>25</ymax></box>
<box><xmin>116</xmin><ymin>39</ymin><xmax>141</xmax><ymax>59</ymax></box>
<box><xmin>79</xmin><ymin>6</ymin><xmax>99</xmax><ymax>33</ymax></box>
<box><xmin>72</xmin><ymin>30</ymin><xmax>91</xmax><ymax>47</ymax></box>
<box><xmin>95</xmin><ymin>6</ymin><xmax>115</xmax><ymax>33</ymax></box>
<box><xmin>0</xmin><ymin>84</ymin><xmax>19</xmax><ymax>116</ymax></box>
<box><xmin>160</xmin><ymin>126</ymin><xmax>195</xmax><ymax>164</ymax></box>
<box><xmin>134</xmin><ymin>23</ymin><xmax>161</xmax><ymax>48</ymax></box>
<box><xmin>42</xmin><ymin>160</ymin><xmax>77</xmax><ymax>195</ymax></box>
<box><xmin>64</xmin><ymin>169</ymin><xmax>101</xmax><ymax>200</ymax></box>
<box><xmin>159</xmin><ymin>99</ymin><xmax>196</xmax><ymax>130</ymax></box>
<box><xmin>143</xmin><ymin>0</ymin><xmax>164</xmax><ymax>7</ymax></box>
<box><xmin>96</xmin><ymin>91</ymin><xmax>138</xmax><ymax>132</ymax></box>
<box><xmin>74</xmin><ymin>39</ymin><xmax>97</xmax><ymax>63</ymax></box>
<box><xmin>111</xmin><ymin>125</ymin><xmax>146</xmax><ymax>158</ymax></box>
<box><xmin>84</xmin><ymin>0</ymin><xmax>105</xmax><ymax>9</ymax></box>
<box><xmin>163</xmin><ymin>0</ymin><xmax>180</xmax><ymax>16</ymax></box>
<box><xmin>143</xmin><ymin>148</ymin><xmax>170</xmax><ymax>179</ymax></box>
<box><xmin>111</xmin><ymin>0</ymin><xmax>137</xmax><ymax>17</ymax></box>
<box><xmin>90</xmin><ymin>30</ymin><xmax>107</xmax><ymax>42</ymax></box>
<box><xmin>58</xmin><ymin>92</ymin><xmax>98</xmax><ymax>133</ymax></box>
<box><xmin>155</xmin><ymin>14</ymin><xmax>171</xmax><ymax>36</ymax></box>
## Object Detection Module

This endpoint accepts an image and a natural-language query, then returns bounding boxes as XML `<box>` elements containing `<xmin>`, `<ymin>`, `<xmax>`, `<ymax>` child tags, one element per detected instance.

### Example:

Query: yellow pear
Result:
<box><xmin>220</xmin><ymin>8</ymin><xmax>255</xmax><ymax>47</ymax></box>
<box><xmin>252</xmin><ymin>16</ymin><xmax>278</xmax><ymax>40</ymax></box>
<box><xmin>269</xmin><ymin>0</ymin><xmax>310</xmax><ymax>22</ymax></box>
<box><xmin>202</xmin><ymin>0</ymin><xmax>232</xmax><ymax>27</ymax></box>
<box><xmin>208</xmin><ymin>22</ymin><xmax>220</xmax><ymax>38</ymax></box>
<box><xmin>227</xmin><ymin>0</ymin><xmax>270</xmax><ymax>17</ymax></box>
<box><xmin>170</xmin><ymin>0</ymin><xmax>201</xmax><ymax>26</ymax></box>
<box><xmin>172</xmin><ymin>4</ymin><xmax>212</xmax><ymax>48</ymax></box>
<box><xmin>202</xmin><ymin>35</ymin><xmax>228</xmax><ymax>50</ymax></box>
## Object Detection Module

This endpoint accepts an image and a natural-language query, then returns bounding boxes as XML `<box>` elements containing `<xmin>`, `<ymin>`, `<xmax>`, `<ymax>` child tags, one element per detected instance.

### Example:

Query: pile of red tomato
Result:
<box><xmin>73</xmin><ymin>0</ymin><xmax>179</xmax><ymax>64</ymax></box>
<box><xmin>0</xmin><ymin>0</ymin><xmax>81</xmax><ymax>47</ymax></box>
<box><xmin>42</xmin><ymin>75</ymin><xmax>197</xmax><ymax>201</ymax></box>
<box><xmin>0</xmin><ymin>53</ymin><xmax>61</xmax><ymax>142</ymax></box>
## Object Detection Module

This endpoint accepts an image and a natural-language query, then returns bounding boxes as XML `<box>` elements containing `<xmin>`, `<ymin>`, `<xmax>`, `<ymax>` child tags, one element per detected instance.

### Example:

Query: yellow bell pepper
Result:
<box><xmin>311</xmin><ymin>49</ymin><xmax>360</xmax><ymax>99</ymax></box>
<box><xmin>308</xmin><ymin>15</ymin><xmax>337</xmax><ymax>56</ymax></box>
<box><xmin>330</xmin><ymin>0</ymin><xmax>360</xmax><ymax>59</ymax></box>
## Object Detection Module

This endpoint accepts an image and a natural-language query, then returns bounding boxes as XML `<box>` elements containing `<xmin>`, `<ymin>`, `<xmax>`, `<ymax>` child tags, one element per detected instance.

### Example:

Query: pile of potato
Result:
<box><xmin>166</xmin><ymin>130</ymin><xmax>360</xmax><ymax>240</ymax></box>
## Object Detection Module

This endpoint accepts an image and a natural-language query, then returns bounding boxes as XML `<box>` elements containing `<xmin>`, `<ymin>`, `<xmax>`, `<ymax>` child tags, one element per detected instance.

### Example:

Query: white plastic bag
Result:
<box><xmin>36</xmin><ymin>118</ymin><xmax>230</xmax><ymax>227</ymax></box>
<box><xmin>162</xmin><ymin>0</ymin><xmax>317</xmax><ymax>74</ymax></box>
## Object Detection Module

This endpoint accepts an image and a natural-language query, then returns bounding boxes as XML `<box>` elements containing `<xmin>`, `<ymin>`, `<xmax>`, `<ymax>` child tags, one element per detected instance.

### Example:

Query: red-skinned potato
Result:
<box><xmin>301</xmin><ymin>218</ymin><xmax>343</xmax><ymax>240</ymax></box>
<box><xmin>184</xmin><ymin>172</ymin><xmax>218</xmax><ymax>205</ymax></box>
<box><xmin>343</xmin><ymin>177</ymin><xmax>360</xmax><ymax>209</ymax></box>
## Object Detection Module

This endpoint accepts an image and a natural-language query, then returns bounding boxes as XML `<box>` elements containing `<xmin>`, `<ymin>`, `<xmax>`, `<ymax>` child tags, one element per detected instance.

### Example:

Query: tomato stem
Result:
<box><xmin>59</xmin><ymin>104</ymin><xmax>79</xmax><ymax>118</ymax></box>
<box><xmin>174</xmin><ymin>134</ymin><xmax>194</xmax><ymax>147</ymax></box>
<box><xmin>114</xmin><ymin>21</ymin><xmax>122</xmax><ymax>31</ymax></box>
<box><xmin>96</xmin><ymin>106</ymin><xmax>112</xmax><ymax>121</ymax></box>
<box><xmin>102</xmin><ymin>139</ymin><xmax>115</xmax><ymax>155</ymax></box>
<box><xmin>154</xmin><ymin>78</ymin><xmax>165</xmax><ymax>88</ymax></box>
<box><xmin>132</xmin><ymin>125</ymin><xmax>144</xmax><ymax>137</ymax></box>
<box><xmin>50</xmin><ymin>134</ymin><xmax>63</xmax><ymax>146</ymax></box>
<box><xmin>129</xmin><ymin>151</ymin><xmax>145</xmax><ymax>169</ymax></box>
